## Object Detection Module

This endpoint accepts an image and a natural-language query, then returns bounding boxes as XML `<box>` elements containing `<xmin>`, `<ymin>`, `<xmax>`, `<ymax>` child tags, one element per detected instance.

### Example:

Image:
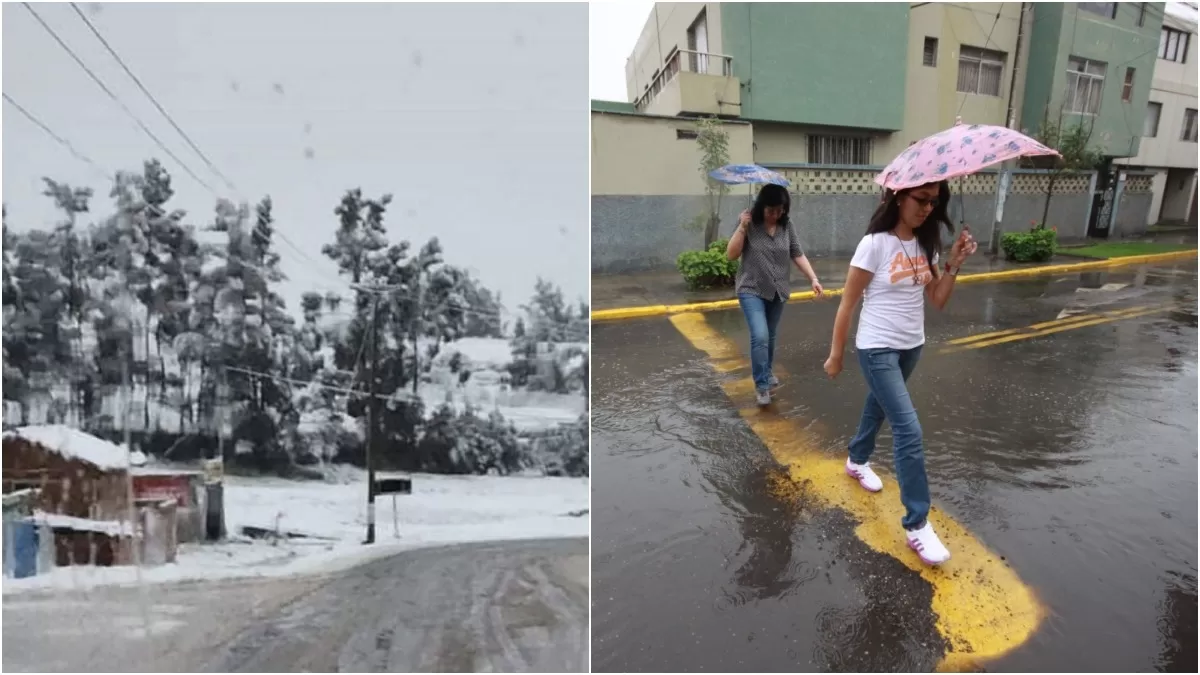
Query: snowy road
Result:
<box><xmin>3</xmin><ymin>538</ymin><xmax>589</xmax><ymax>673</ymax></box>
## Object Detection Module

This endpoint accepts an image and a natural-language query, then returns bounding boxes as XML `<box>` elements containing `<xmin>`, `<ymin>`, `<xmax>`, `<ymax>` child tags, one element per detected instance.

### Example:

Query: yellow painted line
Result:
<box><xmin>667</xmin><ymin>311</ymin><xmax>1044</xmax><ymax>672</ymax></box>
<box><xmin>939</xmin><ymin>304</ymin><xmax>1166</xmax><ymax>353</ymax></box>
<box><xmin>950</xmin><ymin>306</ymin><xmax>1171</xmax><ymax>351</ymax></box>
<box><xmin>591</xmin><ymin>249</ymin><xmax>1197</xmax><ymax>322</ymax></box>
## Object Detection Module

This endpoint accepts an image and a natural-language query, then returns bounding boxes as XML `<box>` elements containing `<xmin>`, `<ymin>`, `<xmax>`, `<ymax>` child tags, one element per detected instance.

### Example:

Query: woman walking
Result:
<box><xmin>726</xmin><ymin>183</ymin><xmax>823</xmax><ymax>406</ymax></box>
<box><xmin>823</xmin><ymin>180</ymin><xmax>977</xmax><ymax>565</ymax></box>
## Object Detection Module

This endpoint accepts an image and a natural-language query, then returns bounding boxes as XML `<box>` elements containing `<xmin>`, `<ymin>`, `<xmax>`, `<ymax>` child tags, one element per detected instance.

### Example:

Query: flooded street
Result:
<box><xmin>591</xmin><ymin>262</ymin><xmax>1197</xmax><ymax>673</ymax></box>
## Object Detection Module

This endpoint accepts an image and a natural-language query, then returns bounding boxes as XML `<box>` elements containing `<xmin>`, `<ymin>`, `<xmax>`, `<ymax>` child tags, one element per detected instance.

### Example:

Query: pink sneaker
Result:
<box><xmin>845</xmin><ymin>459</ymin><xmax>883</xmax><ymax>493</ymax></box>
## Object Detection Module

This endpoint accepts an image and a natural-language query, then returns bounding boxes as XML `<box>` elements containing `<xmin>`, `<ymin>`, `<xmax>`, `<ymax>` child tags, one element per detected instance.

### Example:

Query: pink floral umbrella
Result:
<box><xmin>875</xmin><ymin>118</ymin><xmax>1060</xmax><ymax>191</ymax></box>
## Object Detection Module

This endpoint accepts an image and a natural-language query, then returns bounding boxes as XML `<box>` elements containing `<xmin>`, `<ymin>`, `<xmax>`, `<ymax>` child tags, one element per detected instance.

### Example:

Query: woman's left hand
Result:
<box><xmin>811</xmin><ymin>279</ymin><xmax>824</xmax><ymax>297</ymax></box>
<box><xmin>950</xmin><ymin>227</ymin><xmax>978</xmax><ymax>267</ymax></box>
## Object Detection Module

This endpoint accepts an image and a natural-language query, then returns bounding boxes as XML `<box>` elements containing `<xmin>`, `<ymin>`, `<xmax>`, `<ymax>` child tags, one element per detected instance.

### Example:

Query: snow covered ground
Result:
<box><xmin>2</xmin><ymin>470</ymin><xmax>588</xmax><ymax>595</ymax></box>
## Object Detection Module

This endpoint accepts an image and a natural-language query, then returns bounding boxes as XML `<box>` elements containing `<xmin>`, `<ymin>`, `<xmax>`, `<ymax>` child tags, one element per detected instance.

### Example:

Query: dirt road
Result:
<box><xmin>2</xmin><ymin>538</ymin><xmax>589</xmax><ymax>673</ymax></box>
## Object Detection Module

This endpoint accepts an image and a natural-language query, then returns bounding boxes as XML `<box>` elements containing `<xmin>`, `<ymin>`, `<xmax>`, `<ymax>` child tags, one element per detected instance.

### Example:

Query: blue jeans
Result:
<box><xmin>737</xmin><ymin>293</ymin><xmax>786</xmax><ymax>392</ymax></box>
<box><xmin>848</xmin><ymin>346</ymin><xmax>930</xmax><ymax>530</ymax></box>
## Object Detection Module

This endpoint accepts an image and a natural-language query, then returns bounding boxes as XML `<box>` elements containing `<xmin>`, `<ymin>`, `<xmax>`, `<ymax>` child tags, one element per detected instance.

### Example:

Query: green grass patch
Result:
<box><xmin>1066</xmin><ymin>242</ymin><xmax>1197</xmax><ymax>259</ymax></box>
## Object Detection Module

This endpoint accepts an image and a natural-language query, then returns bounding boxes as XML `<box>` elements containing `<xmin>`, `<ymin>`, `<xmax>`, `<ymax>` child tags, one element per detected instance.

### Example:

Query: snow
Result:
<box><xmin>26</xmin><ymin>512</ymin><xmax>135</xmax><ymax>537</ymax></box>
<box><xmin>2</xmin><ymin>470</ymin><xmax>588</xmax><ymax>595</ymax></box>
<box><xmin>3</xmin><ymin>425</ymin><xmax>147</xmax><ymax>471</ymax></box>
<box><xmin>437</xmin><ymin>337</ymin><xmax>515</xmax><ymax>367</ymax></box>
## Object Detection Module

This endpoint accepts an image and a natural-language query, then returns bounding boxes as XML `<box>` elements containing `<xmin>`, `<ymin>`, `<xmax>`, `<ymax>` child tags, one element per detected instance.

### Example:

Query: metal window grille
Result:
<box><xmin>923</xmin><ymin>37</ymin><xmax>938</xmax><ymax>67</ymax></box>
<box><xmin>956</xmin><ymin>46</ymin><xmax>1005</xmax><ymax>96</ymax></box>
<box><xmin>1065</xmin><ymin>56</ymin><xmax>1106</xmax><ymax>115</ymax></box>
<box><xmin>1122</xmin><ymin>67</ymin><xmax>1135</xmax><ymax>102</ymax></box>
<box><xmin>1183</xmin><ymin>109</ymin><xmax>1198</xmax><ymax>142</ymax></box>
<box><xmin>807</xmin><ymin>136</ymin><xmax>872</xmax><ymax>165</ymax></box>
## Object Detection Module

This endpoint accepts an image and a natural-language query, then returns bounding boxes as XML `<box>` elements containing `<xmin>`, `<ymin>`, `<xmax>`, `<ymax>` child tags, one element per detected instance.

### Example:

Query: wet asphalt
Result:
<box><xmin>591</xmin><ymin>261</ymin><xmax>1198</xmax><ymax>673</ymax></box>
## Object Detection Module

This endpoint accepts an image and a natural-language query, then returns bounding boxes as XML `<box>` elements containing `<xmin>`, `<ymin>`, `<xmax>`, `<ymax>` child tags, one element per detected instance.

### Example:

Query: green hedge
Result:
<box><xmin>677</xmin><ymin>239</ymin><xmax>739</xmax><ymax>290</ymax></box>
<box><xmin>1001</xmin><ymin>227</ymin><xmax>1058</xmax><ymax>263</ymax></box>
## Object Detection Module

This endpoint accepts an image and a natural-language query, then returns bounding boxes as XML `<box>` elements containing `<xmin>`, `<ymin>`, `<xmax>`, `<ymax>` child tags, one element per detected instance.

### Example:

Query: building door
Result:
<box><xmin>1088</xmin><ymin>162</ymin><xmax>1118</xmax><ymax>239</ymax></box>
<box><xmin>687</xmin><ymin>9</ymin><xmax>709</xmax><ymax>74</ymax></box>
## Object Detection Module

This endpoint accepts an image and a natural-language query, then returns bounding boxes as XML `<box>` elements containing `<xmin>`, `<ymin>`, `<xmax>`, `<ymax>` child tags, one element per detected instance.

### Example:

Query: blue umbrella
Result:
<box><xmin>708</xmin><ymin>164</ymin><xmax>790</xmax><ymax>187</ymax></box>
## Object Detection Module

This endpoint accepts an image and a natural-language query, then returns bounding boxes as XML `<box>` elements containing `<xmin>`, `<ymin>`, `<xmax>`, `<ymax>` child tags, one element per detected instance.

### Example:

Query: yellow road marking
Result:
<box><xmin>941</xmin><ymin>304</ymin><xmax>1168</xmax><ymax>353</ymax></box>
<box><xmin>668</xmin><ymin>312</ymin><xmax>1044</xmax><ymax>673</ymax></box>
<box><xmin>592</xmin><ymin>249</ymin><xmax>1197</xmax><ymax>322</ymax></box>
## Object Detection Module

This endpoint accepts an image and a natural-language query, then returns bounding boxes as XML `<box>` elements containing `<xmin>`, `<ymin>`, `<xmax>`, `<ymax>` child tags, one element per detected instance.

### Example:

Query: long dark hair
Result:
<box><xmin>750</xmin><ymin>184</ymin><xmax>792</xmax><ymax>227</ymax></box>
<box><xmin>866</xmin><ymin>181</ymin><xmax>954</xmax><ymax>278</ymax></box>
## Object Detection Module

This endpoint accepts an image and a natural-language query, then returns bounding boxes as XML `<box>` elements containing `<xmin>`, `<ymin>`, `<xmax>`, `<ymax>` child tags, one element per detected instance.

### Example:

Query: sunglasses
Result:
<box><xmin>907</xmin><ymin>195</ymin><xmax>940</xmax><ymax>209</ymax></box>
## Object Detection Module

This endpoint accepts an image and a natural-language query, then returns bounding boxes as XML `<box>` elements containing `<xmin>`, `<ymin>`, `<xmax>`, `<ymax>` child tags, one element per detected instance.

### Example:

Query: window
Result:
<box><xmin>808</xmin><ymin>135</ymin><xmax>872</xmax><ymax>165</ymax></box>
<box><xmin>1137</xmin><ymin>2</ymin><xmax>1149</xmax><ymax>27</ymax></box>
<box><xmin>1183</xmin><ymin>109</ymin><xmax>1198</xmax><ymax>142</ymax></box>
<box><xmin>1145</xmin><ymin>101</ymin><xmax>1162</xmax><ymax>137</ymax></box>
<box><xmin>1065</xmin><ymin>56</ymin><xmax>1106</xmax><ymax>115</ymax></box>
<box><xmin>676</xmin><ymin>128</ymin><xmax>699</xmax><ymax>140</ymax></box>
<box><xmin>956</xmin><ymin>46</ymin><xmax>1006</xmax><ymax>96</ymax></box>
<box><xmin>1160</xmin><ymin>27</ymin><xmax>1190</xmax><ymax>64</ymax></box>
<box><xmin>1122</xmin><ymin>67</ymin><xmax>1135</xmax><ymax>102</ymax></box>
<box><xmin>923</xmin><ymin>37</ymin><xmax>938</xmax><ymax>67</ymax></box>
<box><xmin>1078</xmin><ymin>3</ymin><xmax>1117</xmax><ymax>19</ymax></box>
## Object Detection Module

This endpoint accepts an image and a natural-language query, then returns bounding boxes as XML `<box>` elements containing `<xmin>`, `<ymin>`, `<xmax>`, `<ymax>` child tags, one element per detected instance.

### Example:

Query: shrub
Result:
<box><xmin>1001</xmin><ymin>226</ymin><xmax>1058</xmax><ymax>263</ymax></box>
<box><xmin>677</xmin><ymin>239</ymin><xmax>739</xmax><ymax>290</ymax></box>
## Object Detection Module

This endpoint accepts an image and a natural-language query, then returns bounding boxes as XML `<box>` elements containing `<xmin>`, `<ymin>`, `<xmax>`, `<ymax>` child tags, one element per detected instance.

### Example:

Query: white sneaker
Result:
<box><xmin>756</xmin><ymin>389</ymin><xmax>771</xmax><ymax>406</ymax></box>
<box><xmin>845</xmin><ymin>459</ymin><xmax>883</xmax><ymax>493</ymax></box>
<box><xmin>906</xmin><ymin>522</ymin><xmax>951</xmax><ymax>565</ymax></box>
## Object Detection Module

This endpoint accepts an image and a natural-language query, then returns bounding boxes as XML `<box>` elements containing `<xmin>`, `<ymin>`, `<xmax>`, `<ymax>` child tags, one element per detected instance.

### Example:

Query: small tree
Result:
<box><xmin>685</xmin><ymin>116</ymin><xmax>731</xmax><ymax>248</ymax></box>
<box><xmin>1028</xmin><ymin>112</ymin><xmax>1104</xmax><ymax>229</ymax></box>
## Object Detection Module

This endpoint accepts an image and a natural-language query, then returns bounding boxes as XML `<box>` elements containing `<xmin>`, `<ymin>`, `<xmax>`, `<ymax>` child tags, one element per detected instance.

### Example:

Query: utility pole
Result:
<box><xmin>364</xmin><ymin>292</ymin><xmax>380</xmax><ymax>545</ymax></box>
<box><xmin>991</xmin><ymin>1</ymin><xmax>1029</xmax><ymax>255</ymax></box>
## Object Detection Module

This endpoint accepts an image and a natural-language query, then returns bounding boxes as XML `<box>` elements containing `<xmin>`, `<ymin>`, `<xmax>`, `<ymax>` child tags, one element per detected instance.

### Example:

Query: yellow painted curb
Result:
<box><xmin>591</xmin><ymin>249</ymin><xmax>1197</xmax><ymax>322</ymax></box>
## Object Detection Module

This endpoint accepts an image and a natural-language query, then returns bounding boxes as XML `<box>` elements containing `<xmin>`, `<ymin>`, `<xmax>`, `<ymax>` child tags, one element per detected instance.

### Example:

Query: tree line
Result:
<box><xmin>2</xmin><ymin>159</ymin><xmax>588</xmax><ymax>477</ymax></box>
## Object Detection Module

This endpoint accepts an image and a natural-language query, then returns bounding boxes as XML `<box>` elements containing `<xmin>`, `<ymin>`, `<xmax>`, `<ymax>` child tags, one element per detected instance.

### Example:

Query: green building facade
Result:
<box><xmin>1020</xmin><ymin>2</ymin><xmax>1165</xmax><ymax>158</ymax></box>
<box><xmin>717</xmin><ymin>2</ymin><xmax>911</xmax><ymax>131</ymax></box>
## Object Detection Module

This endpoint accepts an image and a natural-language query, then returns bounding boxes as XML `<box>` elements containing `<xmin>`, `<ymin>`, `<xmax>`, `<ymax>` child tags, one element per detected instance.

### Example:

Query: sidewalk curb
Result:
<box><xmin>591</xmin><ymin>249</ymin><xmax>1198</xmax><ymax>322</ymax></box>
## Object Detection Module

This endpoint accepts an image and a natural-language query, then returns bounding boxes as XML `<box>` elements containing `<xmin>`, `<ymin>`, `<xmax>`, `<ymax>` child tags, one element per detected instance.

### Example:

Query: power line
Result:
<box><xmin>957</xmin><ymin>3</ymin><xmax>1005</xmax><ymax>119</ymax></box>
<box><xmin>22</xmin><ymin>2</ymin><xmax>217</xmax><ymax>195</ymax></box>
<box><xmin>68</xmin><ymin>2</ymin><xmax>239</xmax><ymax>194</ymax></box>
<box><xmin>2</xmin><ymin>92</ymin><xmax>109</xmax><ymax>180</ymax></box>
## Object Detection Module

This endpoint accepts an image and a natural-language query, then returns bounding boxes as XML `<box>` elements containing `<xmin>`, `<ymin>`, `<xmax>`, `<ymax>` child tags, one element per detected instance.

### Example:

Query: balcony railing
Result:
<box><xmin>634</xmin><ymin>48</ymin><xmax>734</xmax><ymax>112</ymax></box>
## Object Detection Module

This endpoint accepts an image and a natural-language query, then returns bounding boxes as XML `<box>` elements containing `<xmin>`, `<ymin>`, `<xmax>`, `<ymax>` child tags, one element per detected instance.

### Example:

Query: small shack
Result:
<box><xmin>2</xmin><ymin>425</ymin><xmax>145</xmax><ymax>567</ymax></box>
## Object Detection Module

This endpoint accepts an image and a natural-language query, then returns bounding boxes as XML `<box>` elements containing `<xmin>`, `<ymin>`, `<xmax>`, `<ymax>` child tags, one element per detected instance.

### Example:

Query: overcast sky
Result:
<box><xmin>589</xmin><ymin>1</ymin><xmax>654</xmax><ymax>102</ymax></box>
<box><xmin>3</xmin><ymin>2</ymin><xmax>589</xmax><ymax>316</ymax></box>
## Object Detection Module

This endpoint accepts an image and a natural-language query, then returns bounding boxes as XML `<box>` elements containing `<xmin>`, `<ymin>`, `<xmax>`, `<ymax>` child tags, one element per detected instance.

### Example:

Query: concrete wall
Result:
<box><xmin>591</xmin><ymin>111</ymin><xmax>754</xmax><ymax>196</ymax></box>
<box><xmin>591</xmin><ymin>153</ymin><xmax>1153</xmax><ymax>272</ymax></box>
<box><xmin>718</xmin><ymin>2</ymin><xmax>909</xmax><ymax>130</ymax></box>
<box><xmin>1021</xmin><ymin>3</ymin><xmax>1163</xmax><ymax>158</ymax></box>
<box><xmin>591</xmin><ymin>111</ymin><xmax>755</xmax><ymax>273</ymax></box>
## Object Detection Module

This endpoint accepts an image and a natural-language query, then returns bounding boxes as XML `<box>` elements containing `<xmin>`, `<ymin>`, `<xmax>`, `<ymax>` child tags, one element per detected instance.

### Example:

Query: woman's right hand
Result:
<box><xmin>737</xmin><ymin>210</ymin><xmax>751</xmax><ymax>233</ymax></box>
<box><xmin>824</xmin><ymin>353</ymin><xmax>843</xmax><ymax>379</ymax></box>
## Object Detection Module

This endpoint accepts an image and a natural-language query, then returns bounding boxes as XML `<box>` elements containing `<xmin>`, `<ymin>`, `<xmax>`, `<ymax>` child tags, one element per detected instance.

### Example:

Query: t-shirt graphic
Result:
<box><xmin>887</xmin><ymin>250</ymin><xmax>933</xmax><ymax>286</ymax></box>
<box><xmin>850</xmin><ymin>233</ymin><xmax>937</xmax><ymax>350</ymax></box>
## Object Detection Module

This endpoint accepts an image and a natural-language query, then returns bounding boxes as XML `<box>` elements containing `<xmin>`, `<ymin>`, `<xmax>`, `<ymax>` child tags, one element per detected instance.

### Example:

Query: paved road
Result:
<box><xmin>591</xmin><ymin>261</ymin><xmax>1197</xmax><ymax>673</ymax></box>
<box><xmin>3</xmin><ymin>538</ymin><xmax>589</xmax><ymax>673</ymax></box>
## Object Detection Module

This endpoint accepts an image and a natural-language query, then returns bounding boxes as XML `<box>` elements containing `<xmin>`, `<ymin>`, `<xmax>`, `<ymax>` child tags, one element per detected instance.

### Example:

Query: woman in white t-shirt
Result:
<box><xmin>823</xmin><ymin>180</ymin><xmax>977</xmax><ymax>565</ymax></box>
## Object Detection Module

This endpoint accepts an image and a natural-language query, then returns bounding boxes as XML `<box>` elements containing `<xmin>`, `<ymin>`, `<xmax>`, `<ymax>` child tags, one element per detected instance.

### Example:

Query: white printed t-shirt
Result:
<box><xmin>850</xmin><ymin>232</ymin><xmax>938</xmax><ymax>350</ymax></box>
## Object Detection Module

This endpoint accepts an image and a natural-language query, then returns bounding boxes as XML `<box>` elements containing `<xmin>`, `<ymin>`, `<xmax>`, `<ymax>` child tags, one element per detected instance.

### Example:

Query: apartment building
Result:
<box><xmin>623</xmin><ymin>2</ymin><xmax>1029</xmax><ymax>166</ymax></box>
<box><xmin>1115</xmin><ymin>4</ymin><xmax>1198</xmax><ymax>225</ymax></box>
